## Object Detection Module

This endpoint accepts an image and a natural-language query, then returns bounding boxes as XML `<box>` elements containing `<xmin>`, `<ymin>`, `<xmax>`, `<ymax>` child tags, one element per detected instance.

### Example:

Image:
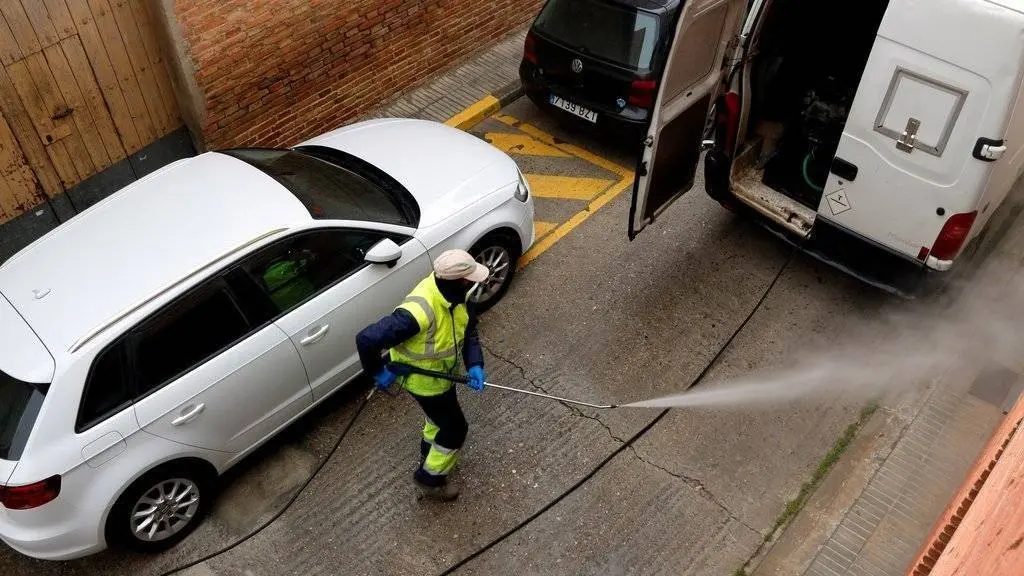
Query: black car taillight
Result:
<box><xmin>0</xmin><ymin>475</ymin><xmax>61</xmax><ymax>510</ymax></box>
<box><xmin>930</xmin><ymin>211</ymin><xmax>977</xmax><ymax>261</ymax></box>
<box><xmin>628</xmin><ymin>79</ymin><xmax>657</xmax><ymax>108</ymax></box>
<box><xmin>524</xmin><ymin>33</ymin><xmax>538</xmax><ymax>65</ymax></box>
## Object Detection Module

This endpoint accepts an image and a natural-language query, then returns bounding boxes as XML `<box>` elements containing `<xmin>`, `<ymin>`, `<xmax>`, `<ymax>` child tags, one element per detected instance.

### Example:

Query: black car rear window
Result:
<box><xmin>535</xmin><ymin>0</ymin><xmax>661</xmax><ymax>71</ymax></box>
<box><xmin>0</xmin><ymin>371</ymin><xmax>46</xmax><ymax>461</ymax></box>
<box><xmin>222</xmin><ymin>147</ymin><xmax>419</xmax><ymax>227</ymax></box>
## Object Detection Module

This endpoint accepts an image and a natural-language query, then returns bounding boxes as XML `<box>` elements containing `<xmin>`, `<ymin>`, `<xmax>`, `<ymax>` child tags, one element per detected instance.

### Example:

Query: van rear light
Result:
<box><xmin>0</xmin><ymin>475</ymin><xmax>61</xmax><ymax>510</ymax></box>
<box><xmin>717</xmin><ymin>91</ymin><xmax>741</xmax><ymax>153</ymax></box>
<box><xmin>628</xmin><ymin>79</ymin><xmax>657</xmax><ymax>108</ymax></box>
<box><xmin>524</xmin><ymin>33</ymin><xmax>538</xmax><ymax>65</ymax></box>
<box><xmin>930</xmin><ymin>211</ymin><xmax>978</xmax><ymax>261</ymax></box>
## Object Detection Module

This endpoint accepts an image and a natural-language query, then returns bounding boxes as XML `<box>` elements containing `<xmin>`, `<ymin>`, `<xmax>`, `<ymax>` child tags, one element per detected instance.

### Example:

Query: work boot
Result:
<box><xmin>413</xmin><ymin>471</ymin><xmax>460</xmax><ymax>502</ymax></box>
<box><xmin>415</xmin><ymin>481</ymin><xmax>460</xmax><ymax>502</ymax></box>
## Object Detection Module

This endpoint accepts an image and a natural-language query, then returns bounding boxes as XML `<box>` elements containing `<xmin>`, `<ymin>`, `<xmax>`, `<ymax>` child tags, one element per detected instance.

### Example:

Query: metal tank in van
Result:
<box><xmin>630</xmin><ymin>0</ymin><xmax>1024</xmax><ymax>296</ymax></box>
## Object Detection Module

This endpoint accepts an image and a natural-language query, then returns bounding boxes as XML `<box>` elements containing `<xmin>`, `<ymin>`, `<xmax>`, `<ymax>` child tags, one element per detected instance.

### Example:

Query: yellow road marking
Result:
<box><xmin>484</xmin><ymin>132</ymin><xmax>571</xmax><ymax>157</ymax></box>
<box><xmin>534</xmin><ymin>220</ymin><xmax>558</xmax><ymax>238</ymax></box>
<box><xmin>519</xmin><ymin>175</ymin><xmax>635</xmax><ymax>270</ymax></box>
<box><xmin>493</xmin><ymin>113</ymin><xmax>633</xmax><ymax>179</ymax></box>
<box><xmin>526</xmin><ymin>174</ymin><xmax>616</xmax><ymax>201</ymax></box>
<box><xmin>445</xmin><ymin>95</ymin><xmax>500</xmax><ymax>131</ymax></box>
<box><xmin>491</xmin><ymin>114</ymin><xmax>635</xmax><ymax>269</ymax></box>
<box><xmin>446</xmin><ymin>107</ymin><xmax>634</xmax><ymax>270</ymax></box>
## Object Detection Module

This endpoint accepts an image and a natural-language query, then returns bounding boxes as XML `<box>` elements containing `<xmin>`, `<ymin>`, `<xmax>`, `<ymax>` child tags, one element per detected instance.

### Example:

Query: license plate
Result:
<box><xmin>549</xmin><ymin>94</ymin><xmax>598</xmax><ymax>123</ymax></box>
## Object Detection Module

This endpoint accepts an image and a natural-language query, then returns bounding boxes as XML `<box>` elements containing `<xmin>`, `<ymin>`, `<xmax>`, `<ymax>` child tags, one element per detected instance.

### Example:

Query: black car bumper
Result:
<box><xmin>519</xmin><ymin>62</ymin><xmax>648</xmax><ymax>135</ymax></box>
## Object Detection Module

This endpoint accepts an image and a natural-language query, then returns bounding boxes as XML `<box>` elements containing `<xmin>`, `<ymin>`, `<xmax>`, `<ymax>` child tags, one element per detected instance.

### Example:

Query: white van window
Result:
<box><xmin>874</xmin><ymin>68</ymin><xmax>968</xmax><ymax>157</ymax></box>
<box><xmin>535</xmin><ymin>0</ymin><xmax>661</xmax><ymax>71</ymax></box>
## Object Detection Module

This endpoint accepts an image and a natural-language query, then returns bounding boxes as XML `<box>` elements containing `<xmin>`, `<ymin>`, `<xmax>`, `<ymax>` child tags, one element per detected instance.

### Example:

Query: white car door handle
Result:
<box><xmin>300</xmin><ymin>324</ymin><xmax>330</xmax><ymax>346</ymax></box>
<box><xmin>171</xmin><ymin>403</ymin><xmax>206</xmax><ymax>427</ymax></box>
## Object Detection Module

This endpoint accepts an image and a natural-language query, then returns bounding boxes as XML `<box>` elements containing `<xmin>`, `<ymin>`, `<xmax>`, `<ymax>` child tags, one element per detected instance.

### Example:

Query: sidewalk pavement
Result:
<box><xmin>753</xmin><ymin>192</ymin><xmax>1024</xmax><ymax>576</ymax></box>
<box><xmin>361</xmin><ymin>27</ymin><xmax>527</xmax><ymax>125</ymax></box>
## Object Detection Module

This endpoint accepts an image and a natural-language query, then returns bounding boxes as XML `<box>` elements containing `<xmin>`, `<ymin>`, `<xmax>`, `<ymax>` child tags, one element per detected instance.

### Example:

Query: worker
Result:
<box><xmin>356</xmin><ymin>249</ymin><xmax>490</xmax><ymax>501</ymax></box>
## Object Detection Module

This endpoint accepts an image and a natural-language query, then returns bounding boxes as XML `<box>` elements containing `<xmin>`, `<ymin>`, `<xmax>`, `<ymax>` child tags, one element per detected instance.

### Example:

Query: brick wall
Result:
<box><xmin>169</xmin><ymin>0</ymin><xmax>543</xmax><ymax>149</ymax></box>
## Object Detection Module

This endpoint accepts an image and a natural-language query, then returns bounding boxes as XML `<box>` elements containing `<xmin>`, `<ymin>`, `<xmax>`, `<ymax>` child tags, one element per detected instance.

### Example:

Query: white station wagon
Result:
<box><xmin>0</xmin><ymin>118</ymin><xmax>534</xmax><ymax>560</ymax></box>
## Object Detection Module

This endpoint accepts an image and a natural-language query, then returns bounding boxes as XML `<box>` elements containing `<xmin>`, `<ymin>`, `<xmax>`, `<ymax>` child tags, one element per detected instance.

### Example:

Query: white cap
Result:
<box><xmin>433</xmin><ymin>249</ymin><xmax>490</xmax><ymax>283</ymax></box>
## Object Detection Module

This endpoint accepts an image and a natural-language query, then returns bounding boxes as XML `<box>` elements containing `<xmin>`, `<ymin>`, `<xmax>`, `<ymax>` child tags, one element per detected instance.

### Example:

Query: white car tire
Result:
<box><xmin>106</xmin><ymin>460</ymin><xmax>215</xmax><ymax>553</ymax></box>
<box><xmin>470</xmin><ymin>230</ymin><xmax>521</xmax><ymax>313</ymax></box>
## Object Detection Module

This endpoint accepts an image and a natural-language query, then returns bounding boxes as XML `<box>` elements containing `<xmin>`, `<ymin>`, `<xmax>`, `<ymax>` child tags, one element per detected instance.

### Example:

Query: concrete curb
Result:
<box><xmin>444</xmin><ymin>80</ymin><xmax>523</xmax><ymax>131</ymax></box>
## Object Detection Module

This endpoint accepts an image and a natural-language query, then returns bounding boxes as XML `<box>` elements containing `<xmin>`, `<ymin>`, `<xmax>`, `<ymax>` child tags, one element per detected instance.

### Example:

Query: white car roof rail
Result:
<box><xmin>69</xmin><ymin>227</ymin><xmax>288</xmax><ymax>354</ymax></box>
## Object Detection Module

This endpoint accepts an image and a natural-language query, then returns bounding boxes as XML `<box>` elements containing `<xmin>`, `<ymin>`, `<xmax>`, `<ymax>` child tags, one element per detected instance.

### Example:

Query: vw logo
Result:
<box><xmin>571</xmin><ymin>58</ymin><xmax>583</xmax><ymax>73</ymax></box>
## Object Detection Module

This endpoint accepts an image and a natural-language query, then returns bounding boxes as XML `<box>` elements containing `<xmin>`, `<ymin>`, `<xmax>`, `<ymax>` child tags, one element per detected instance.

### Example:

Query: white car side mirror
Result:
<box><xmin>364</xmin><ymin>238</ymin><xmax>402</xmax><ymax>268</ymax></box>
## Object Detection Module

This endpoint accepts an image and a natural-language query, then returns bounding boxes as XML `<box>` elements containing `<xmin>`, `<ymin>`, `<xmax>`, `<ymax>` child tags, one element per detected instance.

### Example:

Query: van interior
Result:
<box><xmin>730</xmin><ymin>0</ymin><xmax>890</xmax><ymax>236</ymax></box>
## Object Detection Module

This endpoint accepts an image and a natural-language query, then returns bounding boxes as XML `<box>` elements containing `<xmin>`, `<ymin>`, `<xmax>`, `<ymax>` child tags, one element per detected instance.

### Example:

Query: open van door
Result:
<box><xmin>629</xmin><ymin>0</ymin><xmax>748</xmax><ymax>238</ymax></box>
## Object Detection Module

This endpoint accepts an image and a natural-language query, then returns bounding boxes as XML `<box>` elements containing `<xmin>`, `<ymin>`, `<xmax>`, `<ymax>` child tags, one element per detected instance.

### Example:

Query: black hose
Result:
<box><xmin>158</xmin><ymin>386</ymin><xmax>376</xmax><ymax>576</ymax></box>
<box><xmin>436</xmin><ymin>252</ymin><xmax>795</xmax><ymax>575</ymax></box>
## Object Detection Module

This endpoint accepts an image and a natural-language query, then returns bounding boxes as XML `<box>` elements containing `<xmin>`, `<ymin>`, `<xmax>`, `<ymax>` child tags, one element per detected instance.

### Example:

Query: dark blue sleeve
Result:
<box><xmin>356</xmin><ymin>308</ymin><xmax>420</xmax><ymax>375</ymax></box>
<box><xmin>462</xmin><ymin>302</ymin><xmax>484</xmax><ymax>369</ymax></box>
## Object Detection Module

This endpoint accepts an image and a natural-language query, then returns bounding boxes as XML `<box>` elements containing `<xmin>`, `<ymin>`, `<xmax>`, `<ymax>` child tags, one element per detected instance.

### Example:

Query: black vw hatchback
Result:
<box><xmin>520</xmin><ymin>0</ymin><xmax>682</xmax><ymax>135</ymax></box>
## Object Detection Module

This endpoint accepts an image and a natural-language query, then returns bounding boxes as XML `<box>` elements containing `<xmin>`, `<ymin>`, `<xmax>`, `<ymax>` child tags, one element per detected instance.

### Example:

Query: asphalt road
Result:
<box><xmin>1</xmin><ymin>97</ymin><xmax>900</xmax><ymax>575</ymax></box>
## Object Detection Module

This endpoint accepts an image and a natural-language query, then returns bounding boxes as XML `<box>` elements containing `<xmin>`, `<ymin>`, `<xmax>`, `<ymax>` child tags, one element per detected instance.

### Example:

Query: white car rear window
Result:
<box><xmin>0</xmin><ymin>293</ymin><xmax>52</xmax><ymax>461</ymax></box>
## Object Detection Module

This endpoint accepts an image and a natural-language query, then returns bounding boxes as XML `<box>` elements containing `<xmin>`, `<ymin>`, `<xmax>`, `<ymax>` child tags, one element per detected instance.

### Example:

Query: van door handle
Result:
<box><xmin>171</xmin><ymin>403</ymin><xmax>205</xmax><ymax>426</ymax></box>
<box><xmin>831</xmin><ymin>157</ymin><xmax>858</xmax><ymax>181</ymax></box>
<box><xmin>974</xmin><ymin>137</ymin><xmax>1006</xmax><ymax>162</ymax></box>
<box><xmin>300</xmin><ymin>324</ymin><xmax>330</xmax><ymax>346</ymax></box>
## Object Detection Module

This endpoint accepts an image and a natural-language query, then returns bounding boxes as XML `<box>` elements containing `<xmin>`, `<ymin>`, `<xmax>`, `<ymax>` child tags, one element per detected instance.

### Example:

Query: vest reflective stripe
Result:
<box><xmin>390</xmin><ymin>275</ymin><xmax>470</xmax><ymax>396</ymax></box>
<box><xmin>394</xmin><ymin>295</ymin><xmax>453</xmax><ymax>361</ymax></box>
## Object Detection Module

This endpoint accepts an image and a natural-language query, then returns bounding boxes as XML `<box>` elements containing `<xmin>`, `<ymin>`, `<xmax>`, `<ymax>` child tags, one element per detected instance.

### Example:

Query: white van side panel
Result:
<box><xmin>817</xmin><ymin>0</ymin><xmax>1024</xmax><ymax>260</ymax></box>
<box><xmin>972</xmin><ymin>72</ymin><xmax>1024</xmax><ymax>241</ymax></box>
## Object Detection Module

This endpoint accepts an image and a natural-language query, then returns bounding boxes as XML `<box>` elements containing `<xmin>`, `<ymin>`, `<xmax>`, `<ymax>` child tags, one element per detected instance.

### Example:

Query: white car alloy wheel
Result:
<box><xmin>107</xmin><ymin>462</ymin><xmax>213</xmax><ymax>553</ymax></box>
<box><xmin>469</xmin><ymin>231</ymin><xmax>520</xmax><ymax>312</ymax></box>
<box><xmin>474</xmin><ymin>246</ymin><xmax>511</xmax><ymax>302</ymax></box>
<box><xmin>130</xmin><ymin>478</ymin><xmax>201</xmax><ymax>542</ymax></box>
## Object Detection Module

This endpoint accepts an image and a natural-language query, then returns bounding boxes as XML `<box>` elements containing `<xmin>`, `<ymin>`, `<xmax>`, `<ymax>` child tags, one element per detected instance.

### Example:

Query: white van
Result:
<box><xmin>630</xmin><ymin>0</ymin><xmax>1024</xmax><ymax>295</ymax></box>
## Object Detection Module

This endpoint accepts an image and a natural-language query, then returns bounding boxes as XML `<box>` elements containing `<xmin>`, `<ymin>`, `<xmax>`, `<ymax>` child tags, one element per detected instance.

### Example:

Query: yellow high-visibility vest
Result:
<box><xmin>389</xmin><ymin>274</ymin><xmax>469</xmax><ymax>396</ymax></box>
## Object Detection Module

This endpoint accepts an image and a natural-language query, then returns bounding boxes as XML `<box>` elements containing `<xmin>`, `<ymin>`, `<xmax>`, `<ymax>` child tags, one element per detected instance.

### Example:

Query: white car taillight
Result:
<box><xmin>0</xmin><ymin>475</ymin><xmax>61</xmax><ymax>510</ymax></box>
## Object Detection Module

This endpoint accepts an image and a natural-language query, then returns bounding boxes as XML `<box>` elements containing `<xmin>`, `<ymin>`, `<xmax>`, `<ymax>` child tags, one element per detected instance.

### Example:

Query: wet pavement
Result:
<box><xmin>6</xmin><ymin>92</ymin><xmax>997</xmax><ymax>576</ymax></box>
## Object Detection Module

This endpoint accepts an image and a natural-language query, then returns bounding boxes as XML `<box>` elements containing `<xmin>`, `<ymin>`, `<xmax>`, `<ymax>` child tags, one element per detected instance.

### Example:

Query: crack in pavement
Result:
<box><xmin>482</xmin><ymin>343</ymin><xmax>758</xmax><ymax>537</ymax></box>
<box><xmin>482</xmin><ymin>342</ymin><xmax>626</xmax><ymax>443</ymax></box>
<box><xmin>627</xmin><ymin>445</ymin><xmax>762</xmax><ymax>537</ymax></box>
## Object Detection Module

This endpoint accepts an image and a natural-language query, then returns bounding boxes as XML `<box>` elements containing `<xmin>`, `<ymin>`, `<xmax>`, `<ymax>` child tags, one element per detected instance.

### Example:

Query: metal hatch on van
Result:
<box><xmin>0</xmin><ymin>292</ymin><xmax>54</xmax><ymax>484</ymax></box>
<box><xmin>629</xmin><ymin>0</ymin><xmax>749</xmax><ymax>237</ymax></box>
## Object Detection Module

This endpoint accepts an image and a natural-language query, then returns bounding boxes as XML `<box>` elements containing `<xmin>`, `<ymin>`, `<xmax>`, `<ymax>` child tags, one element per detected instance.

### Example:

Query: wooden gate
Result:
<box><xmin>0</xmin><ymin>0</ymin><xmax>180</xmax><ymax>225</ymax></box>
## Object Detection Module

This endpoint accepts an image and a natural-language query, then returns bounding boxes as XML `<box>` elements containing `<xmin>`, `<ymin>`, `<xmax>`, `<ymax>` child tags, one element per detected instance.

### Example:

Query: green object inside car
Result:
<box><xmin>262</xmin><ymin>258</ymin><xmax>316</xmax><ymax>311</ymax></box>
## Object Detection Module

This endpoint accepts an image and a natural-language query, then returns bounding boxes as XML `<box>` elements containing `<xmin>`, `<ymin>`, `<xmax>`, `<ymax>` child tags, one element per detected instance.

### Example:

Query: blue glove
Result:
<box><xmin>467</xmin><ymin>365</ymin><xmax>486</xmax><ymax>391</ymax></box>
<box><xmin>374</xmin><ymin>367</ymin><xmax>398</xmax><ymax>391</ymax></box>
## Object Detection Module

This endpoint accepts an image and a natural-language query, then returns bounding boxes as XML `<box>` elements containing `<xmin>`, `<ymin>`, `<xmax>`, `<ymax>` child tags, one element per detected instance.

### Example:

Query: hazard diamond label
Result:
<box><xmin>826</xmin><ymin>189</ymin><xmax>852</xmax><ymax>216</ymax></box>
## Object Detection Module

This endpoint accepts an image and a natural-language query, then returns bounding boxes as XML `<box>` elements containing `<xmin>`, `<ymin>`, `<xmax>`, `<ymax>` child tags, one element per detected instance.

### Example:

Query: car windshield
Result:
<box><xmin>534</xmin><ymin>0</ymin><xmax>661</xmax><ymax>71</ymax></box>
<box><xmin>0</xmin><ymin>371</ymin><xmax>46</xmax><ymax>461</ymax></box>
<box><xmin>223</xmin><ymin>147</ymin><xmax>420</xmax><ymax>227</ymax></box>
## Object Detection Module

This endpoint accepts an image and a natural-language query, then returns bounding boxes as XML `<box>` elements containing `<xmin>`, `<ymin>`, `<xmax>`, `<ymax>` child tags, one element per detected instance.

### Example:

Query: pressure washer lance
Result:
<box><xmin>388</xmin><ymin>363</ymin><xmax>618</xmax><ymax>409</ymax></box>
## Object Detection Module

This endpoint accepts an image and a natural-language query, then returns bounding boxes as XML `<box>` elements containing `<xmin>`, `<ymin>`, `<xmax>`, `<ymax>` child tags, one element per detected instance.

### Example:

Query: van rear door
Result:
<box><xmin>816</xmin><ymin>3</ymin><xmax>1024</xmax><ymax>266</ymax></box>
<box><xmin>629</xmin><ymin>0</ymin><xmax>748</xmax><ymax>238</ymax></box>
